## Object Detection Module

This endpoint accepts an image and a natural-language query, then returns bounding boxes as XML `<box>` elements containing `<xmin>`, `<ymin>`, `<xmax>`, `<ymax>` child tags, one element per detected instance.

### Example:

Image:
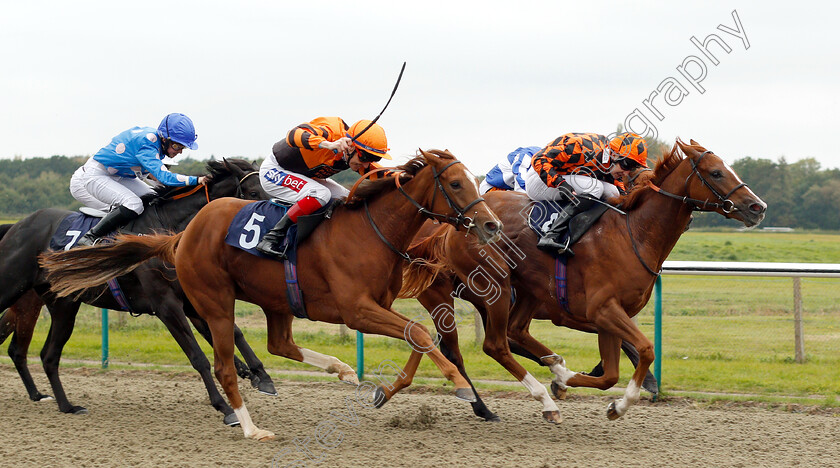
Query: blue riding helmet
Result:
<box><xmin>157</xmin><ymin>113</ymin><xmax>199</xmax><ymax>150</ymax></box>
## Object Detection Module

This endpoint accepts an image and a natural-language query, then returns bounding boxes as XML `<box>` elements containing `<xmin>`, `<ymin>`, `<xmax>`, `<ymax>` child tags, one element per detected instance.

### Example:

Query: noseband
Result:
<box><xmin>648</xmin><ymin>151</ymin><xmax>747</xmax><ymax>213</ymax></box>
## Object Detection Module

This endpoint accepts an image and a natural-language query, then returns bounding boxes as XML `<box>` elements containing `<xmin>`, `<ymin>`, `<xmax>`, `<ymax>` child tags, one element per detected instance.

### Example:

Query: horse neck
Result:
<box><xmin>366</xmin><ymin>170</ymin><xmax>439</xmax><ymax>253</ymax></box>
<box><xmin>627</xmin><ymin>163</ymin><xmax>696</xmax><ymax>267</ymax></box>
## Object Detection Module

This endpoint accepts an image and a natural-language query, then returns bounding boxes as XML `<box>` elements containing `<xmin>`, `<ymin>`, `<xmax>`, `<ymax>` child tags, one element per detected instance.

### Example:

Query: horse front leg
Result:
<box><xmin>564</xmin><ymin>300</ymin><xmax>654</xmax><ymax>420</ymax></box>
<box><xmin>263</xmin><ymin>310</ymin><xmax>358</xmax><ymax>385</ymax></box>
<box><xmin>39</xmin><ymin>299</ymin><xmax>86</xmax><ymax>414</ymax></box>
<box><xmin>419</xmin><ymin>282</ymin><xmax>500</xmax><ymax>422</ymax></box>
<box><xmin>341</xmin><ymin>298</ymin><xmax>476</xmax><ymax>407</ymax></box>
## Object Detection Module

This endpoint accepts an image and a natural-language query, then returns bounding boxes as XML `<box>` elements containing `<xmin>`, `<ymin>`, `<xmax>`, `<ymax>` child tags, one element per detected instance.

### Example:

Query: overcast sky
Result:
<box><xmin>1</xmin><ymin>1</ymin><xmax>836</xmax><ymax>175</ymax></box>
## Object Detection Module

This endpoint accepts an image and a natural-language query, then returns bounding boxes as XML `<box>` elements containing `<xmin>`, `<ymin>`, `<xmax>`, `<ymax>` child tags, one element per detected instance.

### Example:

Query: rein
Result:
<box><xmin>395</xmin><ymin>161</ymin><xmax>484</xmax><ymax>231</ymax></box>
<box><xmin>647</xmin><ymin>151</ymin><xmax>746</xmax><ymax>213</ymax></box>
<box><xmin>361</xmin><ymin>159</ymin><xmax>486</xmax><ymax>261</ymax></box>
<box><xmin>626</xmin><ymin>149</ymin><xmax>751</xmax><ymax>276</ymax></box>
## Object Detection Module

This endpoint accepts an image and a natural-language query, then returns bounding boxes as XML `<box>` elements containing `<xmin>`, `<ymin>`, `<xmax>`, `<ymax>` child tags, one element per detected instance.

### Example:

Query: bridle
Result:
<box><xmin>234</xmin><ymin>171</ymin><xmax>259</xmax><ymax>199</ymax></box>
<box><xmin>395</xmin><ymin>160</ymin><xmax>484</xmax><ymax>231</ymax></box>
<box><xmin>628</xmin><ymin>150</ymin><xmax>749</xmax><ymax>276</ymax></box>
<box><xmin>647</xmin><ymin>151</ymin><xmax>747</xmax><ymax>214</ymax></box>
<box><xmin>353</xmin><ymin>159</ymin><xmax>486</xmax><ymax>261</ymax></box>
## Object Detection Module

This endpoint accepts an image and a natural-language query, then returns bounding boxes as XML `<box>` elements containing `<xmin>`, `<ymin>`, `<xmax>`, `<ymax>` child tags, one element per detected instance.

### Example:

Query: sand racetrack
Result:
<box><xmin>1</xmin><ymin>365</ymin><xmax>838</xmax><ymax>467</ymax></box>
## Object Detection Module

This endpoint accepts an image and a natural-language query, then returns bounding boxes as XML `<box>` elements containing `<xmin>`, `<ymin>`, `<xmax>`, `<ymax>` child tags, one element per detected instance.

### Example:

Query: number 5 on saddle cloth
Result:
<box><xmin>224</xmin><ymin>199</ymin><xmax>338</xmax><ymax>320</ymax></box>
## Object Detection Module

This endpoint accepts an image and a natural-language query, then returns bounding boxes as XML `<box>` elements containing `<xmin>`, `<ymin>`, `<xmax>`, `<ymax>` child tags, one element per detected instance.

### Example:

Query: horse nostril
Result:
<box><xmin>749</xmin><ymin>203</ymin><xmax>765</xmax><ymax>214</ymax></box>
<box><xmin>484</xmin><ymin>221</ymin><xmax>499</xmax><ymax>233</ymax></box>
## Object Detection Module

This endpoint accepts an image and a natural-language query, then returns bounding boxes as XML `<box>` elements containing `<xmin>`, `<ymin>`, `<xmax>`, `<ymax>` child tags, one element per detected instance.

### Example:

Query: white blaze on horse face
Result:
<box><xmin>464</xmin><ymin>167</ymin><xmax>481</xmax><ymax>193</ymax></box>
<box><xmin>521</xmin><ymin>372</ymin><xmax>560</xmax><ymax>413</ymax></box>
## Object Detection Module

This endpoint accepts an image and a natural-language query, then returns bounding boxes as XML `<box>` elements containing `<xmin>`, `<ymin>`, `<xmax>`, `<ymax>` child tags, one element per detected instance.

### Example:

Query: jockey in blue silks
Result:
<box><xmin>479</xmin><ymin>146</ymin><xmax>541</xmax><ymax>194</ymax></box>
<box><xmin>70</xmin><ymin>113</ymin><xmax>205</xmax><ymax>246</ymax></box>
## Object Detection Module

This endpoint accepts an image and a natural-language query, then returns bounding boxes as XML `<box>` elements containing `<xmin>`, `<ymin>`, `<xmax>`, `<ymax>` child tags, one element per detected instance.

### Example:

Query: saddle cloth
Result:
<box><xmin>224</xmin><ymin>199</ymin><xmax>336</xmax><ymax>320</ymax></box>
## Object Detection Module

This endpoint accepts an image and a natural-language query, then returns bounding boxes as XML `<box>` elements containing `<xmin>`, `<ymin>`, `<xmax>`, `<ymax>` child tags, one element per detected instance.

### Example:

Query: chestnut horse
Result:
<box><xmin>43</xmin><ymin>149</ymin><xmax>502</xmax><ymax>440</ymax></box>
<box><xmin>401</xmin><ymin>139</ymin><xmax>766</xmax><ymax>422</ymax></box>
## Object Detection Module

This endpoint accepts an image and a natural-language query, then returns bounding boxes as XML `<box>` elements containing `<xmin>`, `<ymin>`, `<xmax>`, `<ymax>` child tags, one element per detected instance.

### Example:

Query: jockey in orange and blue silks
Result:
<box><xmin>523</xmin><ymin>132</ymin><xmax>649</xmax><ymax>253</ymax></box>
<box><xmin>256</xmin><ymin>116</ymin><xmax>394</xmax><ymax>258</ymax></box>
<box><xmin>479</xmin><ymin>146</ymin><xmax>541</xmax><ymax>194</ymax></box>
<box><xmin>71</xmin><ymin>113</ymin><xmax>204</xmax><ymax>246</ymax></box>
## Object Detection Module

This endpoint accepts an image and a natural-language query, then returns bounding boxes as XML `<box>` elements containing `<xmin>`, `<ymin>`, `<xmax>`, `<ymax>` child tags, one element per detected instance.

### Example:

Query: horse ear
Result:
<box><xmin>676</xmin><ymin>138</ymin><xmax>698</xmax><ymax>158</ymax></box>
<box><xmin>689</xmin><ymin>139</ymin><xmax>700</xmax><ymax>146</ymax></box>
<box><xmin>224</xmin><ymin>158</ymin><xmax>246</xmax><ymax>178</ymax></box>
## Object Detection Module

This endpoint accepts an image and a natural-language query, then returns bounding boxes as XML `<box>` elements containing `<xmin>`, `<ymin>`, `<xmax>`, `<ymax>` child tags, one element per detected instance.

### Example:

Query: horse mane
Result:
<box><xmin>618</xmin><ymin>139</ymin><xmax>707</xmax><ymax>210</ymax></box>
<box><xmin>344</xmin><ymin>149</ymin><xmax>457</xmax><ymax>208</ymax></box>
<box><xmin>141</xmin><ymin>158</ymin><xmax>255</xmax><ymax>205</ymax></box>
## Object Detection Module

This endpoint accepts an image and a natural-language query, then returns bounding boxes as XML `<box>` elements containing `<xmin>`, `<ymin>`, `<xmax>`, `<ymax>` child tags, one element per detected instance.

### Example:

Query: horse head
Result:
<box><xmin>205</xmin><ymin>158</ymin><xmax>267</xmax><ymax>201</ymax></box>
<box><xmin>668</xmin><ymin>139</ymin><xmax>767</xmax><ymax>227</ymax></box>
<box><xmin>415</xmin><ymin>149</ymin><xmax>502</xmax><ymax>244</ymax></box>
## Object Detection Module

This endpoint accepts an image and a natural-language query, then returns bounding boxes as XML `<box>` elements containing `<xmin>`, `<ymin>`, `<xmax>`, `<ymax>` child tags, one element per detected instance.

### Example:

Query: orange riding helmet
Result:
<box><xmin>609</xmin><ymin>132</ymin><xmax>648</xmax><ymax>168</ymax></box>
<box><xmin>347</xmin><ymin>120</ymin><xmax>392</xmax><ymax>161</ymax></box>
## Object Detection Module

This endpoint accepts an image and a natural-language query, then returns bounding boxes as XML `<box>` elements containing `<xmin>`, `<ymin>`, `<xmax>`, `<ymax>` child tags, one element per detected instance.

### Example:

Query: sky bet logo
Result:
<box><xmin>264</xmin><ymin>169</ymin><xmax>307</xmax><ymax>192</ymax></box>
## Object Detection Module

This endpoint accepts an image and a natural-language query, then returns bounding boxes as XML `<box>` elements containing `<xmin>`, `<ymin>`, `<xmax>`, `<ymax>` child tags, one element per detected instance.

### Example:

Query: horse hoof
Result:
<box><xmin>66</xmin><ymin>406</ymin><xmax>88</xmax><ymax>415</ymax></box>
<box><xmin>454</xmin><ymin>388</ymin><xmax>477</xmax><ymax>403</ymax></box>
<box><xmin>606</xmin><ymin>401</ymin><xmax>621</xmax><ymax>420</ymax></box>
<box><xmin>550</xmin><ymin>381</ymin><xmax>567</xmax><ymax>400</ymax></box>
<box><xmin>338</xmin><ymin>371</ymin><xmax>359</xmax><ymax>386</ymax></box>
<box><xmin>248</xmin><ymin>429</ymin><xmax>275</xmax><ymax>441</ymax></box>
<box><xmin>258</xmin><ymin>380</ymin><xmax>278</xmax><ymax>396</ymax></box>
<box><xmin>35</xmin><ymin>394</ymin><xmax>54</xmax><ymax>402</ymax></box>
<box><xmin>542</xmin><ymin>410</ymin><xmax>563</xmax><ymax>424</ymax></box>
<box><xmin>373</xmin><ymin>387</ymin><xmax>389</xmax><ymax>408</ymax></box>
<box><xmin>485</xmin><ymin>414</ymin><xmax>502</xmax><ymax>423</ymax></box>
<box><xmin>223</xmin><ymin>413</ymin><xmax>241</xmax><ymax>427</ymax></box>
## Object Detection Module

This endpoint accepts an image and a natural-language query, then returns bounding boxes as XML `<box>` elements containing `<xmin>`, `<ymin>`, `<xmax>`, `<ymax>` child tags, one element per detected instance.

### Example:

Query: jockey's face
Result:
<box><xmin>610</xmin><ymin>162</ymin><xmax>632</xmax><ymax>181</ymax></box>
<box><xmin>166</xmin><ymin>140</ymin><xmax>185</xmax><ymax>158</ymax></box>
<box><xmin>347</xmin><ymin>151</ymin><xmax>371</xmax><ymax>172</ymax></box>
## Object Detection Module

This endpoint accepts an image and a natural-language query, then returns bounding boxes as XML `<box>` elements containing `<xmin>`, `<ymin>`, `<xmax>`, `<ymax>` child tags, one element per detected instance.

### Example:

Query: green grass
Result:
<box><xmin>2</xmin><ymin>230</ymin><xmax>840</xmax><ymax>402</ymax></box>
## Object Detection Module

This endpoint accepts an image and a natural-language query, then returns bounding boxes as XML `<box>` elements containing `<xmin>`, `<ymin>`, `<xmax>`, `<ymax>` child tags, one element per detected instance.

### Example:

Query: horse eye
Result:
<box><xmin>450</xmin><ymin>181</ymin><xmax>462</xmax><ymax>189</ymax></box>
<box><xmin>711</xmin><ymin>170</ymin><xmax>723</xmax><ymax>179</ymax></box>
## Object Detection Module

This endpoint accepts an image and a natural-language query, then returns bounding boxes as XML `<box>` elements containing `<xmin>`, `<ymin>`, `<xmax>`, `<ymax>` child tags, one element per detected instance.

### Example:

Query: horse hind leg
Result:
<box><xmin>154</xmin><ymin>305</ymin><xmax>239</xmax><ymax>427</ymax></box>
<box><xmin>4</xmin><ymin>293</ymin><xmax>54</xmax><ymax>402</ymax></box>
<box><xmin>182</xmin><ymin>273</ymin><xmax>273</xmax><ymax>441</ymax></box>
<box><xmin>189</xmin><ymin>312</ymin><xmax>279</xmax><ymax>396</ymax></box>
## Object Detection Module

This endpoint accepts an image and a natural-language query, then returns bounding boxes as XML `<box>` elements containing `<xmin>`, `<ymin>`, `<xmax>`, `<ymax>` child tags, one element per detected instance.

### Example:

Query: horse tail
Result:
<box><xmin>398</xmin><ymin>225</ymin><xmax>452</xmax><ymax>299</ymax></box>
<box><xmin>40</xmin><ymin>232</ymin><xmax>183</xmax><ymax>298</ymax></box>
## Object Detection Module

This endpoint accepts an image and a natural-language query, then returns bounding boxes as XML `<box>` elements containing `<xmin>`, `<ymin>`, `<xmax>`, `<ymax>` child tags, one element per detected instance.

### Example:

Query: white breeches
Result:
<box><xmin>69</xmin><ymin>158</ymin><xmax>154</xmax><ymax>214</ymax></box>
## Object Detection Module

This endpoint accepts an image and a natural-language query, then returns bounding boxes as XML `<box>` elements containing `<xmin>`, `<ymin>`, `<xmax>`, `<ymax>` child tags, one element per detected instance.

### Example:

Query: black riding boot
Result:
<box><xmin>76</xmin><ymin>205</ymin><xmax>140</xmax><ymax>247</ymax></box>
<box><xmin>537</xmin><ymin>198</ymin><xmax>596</xmax><ymax>254</ymax></box>
<box><xmin>255</xmin><ymin>213</ymin><xmax>295</xmax><ymax>259</ymax></box>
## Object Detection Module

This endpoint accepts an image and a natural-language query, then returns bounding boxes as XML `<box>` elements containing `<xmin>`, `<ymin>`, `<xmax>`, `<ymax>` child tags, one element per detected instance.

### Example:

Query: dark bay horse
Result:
<box><xmin>42</xmin><ymin>149</ymin><xmax>503</xmax><ymax>440</ymax></box>
<box><xmin>0</xmin><ymin>159</ymin><xmax>275</xmax><ymax>426</ymax></box>
<box><xmin>401</xmin><ymin>139</ymin><xmax>766</xmax><ymax>422</ymax></box>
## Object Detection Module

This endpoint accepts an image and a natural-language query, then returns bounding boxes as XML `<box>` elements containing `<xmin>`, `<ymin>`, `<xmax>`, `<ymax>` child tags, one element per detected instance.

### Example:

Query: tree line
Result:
<box><xmin>1</xmin><ymin>152</ymin><xmax>837</xmax><ymax>230</ymax></box>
